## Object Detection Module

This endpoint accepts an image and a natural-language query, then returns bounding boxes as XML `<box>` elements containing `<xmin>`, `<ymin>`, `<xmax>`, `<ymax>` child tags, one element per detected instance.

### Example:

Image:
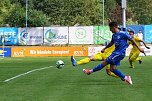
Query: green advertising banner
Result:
<box><xmin>93</xmin><ymin>26</ymin><xmax>112</xmax><ymax>45</ymax></box>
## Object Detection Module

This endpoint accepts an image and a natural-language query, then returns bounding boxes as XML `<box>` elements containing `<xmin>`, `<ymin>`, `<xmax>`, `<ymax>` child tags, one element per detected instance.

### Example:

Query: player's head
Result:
<box><xmin>129</xmin><ymin>30</ymin><xmax>134</xmax><ymax>37</ymax></box>
<box><xmin>127</xmin><ymin>29</ymin><xmax>131</xmax><ymax>32</ymax></box>
<box><xmin>109</xmin><ymin>21</ymin><xmax>119</xmax><ymax>33</ymax></box>
<box><xmin>139</xmin><ymin>30</ymin><xmax>142</xmax><ymax>33</ymax></box>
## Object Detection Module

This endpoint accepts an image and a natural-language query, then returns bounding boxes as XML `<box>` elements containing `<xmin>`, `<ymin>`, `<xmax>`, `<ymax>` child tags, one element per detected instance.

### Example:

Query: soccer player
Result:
<box><xmin>82</xmin><ymin>21</ymin><xmax>144</xmax><ymax>85</ymax></box>
<box><xmin>71</xmin><ymin>44</ymin><xmax>118</xmax><ymax>78</ymax></box>
<box><xmin>128</xmin><ymin>30</ymin><xmax>150</xmax><ymax>68</ymax></box>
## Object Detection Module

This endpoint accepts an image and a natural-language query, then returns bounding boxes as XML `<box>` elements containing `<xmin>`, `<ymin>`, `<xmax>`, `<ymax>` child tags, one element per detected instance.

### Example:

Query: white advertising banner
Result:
<box><xmin>69</xmin><ymin>26</ymin><xmax>94</xmax><ymax>44</ymax></box>
<box><xmin>44</xmin><ymin>27</ymin><xmax>68</xmax><ymax>45</ymax></box>
<box><xmin>88</xmin><ymin>46</ymin><xmax>104</xmax><ymax>56</ymax></box>
<box><xmin>18</xmin><ymin>27</ymin><xmax>43</xmax><ymax>45</ymax></box>
<box><xmin>126</xmin><ymin>45</ymin><xmax>152</xmax><ymax>56</ymax></box>
<box><xmin>89</xmin><ymin>45</ymin><xmax>152</xmax><ymax>57</ymax></box>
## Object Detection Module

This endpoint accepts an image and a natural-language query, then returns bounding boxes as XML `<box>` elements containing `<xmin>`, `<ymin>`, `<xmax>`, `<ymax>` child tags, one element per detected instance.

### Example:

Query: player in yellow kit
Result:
<box><xmin>71</xmin><ymin>18</ymin><xmax>118</xmax><ymax>78</ymax></box>
<box><xmin>71</xmin><ymin>44</ymin><xmax>118</xmax><ymax>78</ymax></box>
<box><xmin>128</xmin><ymin>31</ymin><xmax>150</xmax><ymax>68</ymax></box>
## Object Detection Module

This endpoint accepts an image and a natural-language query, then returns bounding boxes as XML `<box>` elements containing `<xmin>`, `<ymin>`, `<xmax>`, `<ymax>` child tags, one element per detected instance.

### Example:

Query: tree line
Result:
<box><xmin>0</xmin><ymin>0</ymin><xmax>152</xmax><ymax>27</ymax></box>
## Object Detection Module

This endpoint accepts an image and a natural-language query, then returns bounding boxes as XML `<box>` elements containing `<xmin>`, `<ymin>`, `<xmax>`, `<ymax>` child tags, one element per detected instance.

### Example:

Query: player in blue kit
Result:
<box><xmin>83</xmin><ymin>21</ymin><xmax>144</xmax><ymax>85</ymax></box>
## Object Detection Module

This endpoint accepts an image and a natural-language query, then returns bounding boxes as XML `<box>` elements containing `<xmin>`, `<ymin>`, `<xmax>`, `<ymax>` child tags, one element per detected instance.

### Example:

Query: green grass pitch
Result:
<box><xmin>0</xmin><ymin>56</ymin><xmax>151</xmax><ymax>101</ymax></box>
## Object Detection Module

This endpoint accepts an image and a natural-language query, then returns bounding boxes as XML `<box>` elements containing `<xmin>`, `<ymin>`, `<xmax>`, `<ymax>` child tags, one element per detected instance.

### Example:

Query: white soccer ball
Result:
<box><xmin>56</xmin><ymin>60</ymin><xmax>64</xmax><ymax>69</ymax></box>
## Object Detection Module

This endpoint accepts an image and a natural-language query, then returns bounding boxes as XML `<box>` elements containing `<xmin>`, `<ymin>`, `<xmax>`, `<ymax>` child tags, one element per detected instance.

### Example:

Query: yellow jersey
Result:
<box><xmin>103</xmin><ymin>44</ymin><xmax>115</xmax><ymax>59</ymax></box>
<box><xmin>128</xmin><ymin>36</ymin><xmax>141</xmax><ymax>52</ymax></box>
<box><xmin>104</xmin><ymin>44</ymin><xmax>115</xmax><ymax>54</ymax></box>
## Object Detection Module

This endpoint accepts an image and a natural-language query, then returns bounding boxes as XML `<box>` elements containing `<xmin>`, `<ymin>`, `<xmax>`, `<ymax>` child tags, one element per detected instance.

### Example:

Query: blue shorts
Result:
<box><xmin>106</xmin><ymin>53</ymin><xmax>125</xmax><ymax>66</ymax></box>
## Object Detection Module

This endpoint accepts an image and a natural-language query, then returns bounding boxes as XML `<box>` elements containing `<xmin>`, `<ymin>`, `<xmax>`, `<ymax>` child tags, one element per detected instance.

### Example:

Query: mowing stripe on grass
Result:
<box><xmin>4</xmin><ymin>66</ymin><xmax>53</xmax><ymax>82</ymax></box>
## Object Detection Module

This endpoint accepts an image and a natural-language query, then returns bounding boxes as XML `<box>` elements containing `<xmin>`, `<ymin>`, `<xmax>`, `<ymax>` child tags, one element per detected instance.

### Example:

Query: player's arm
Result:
<box><xmin>101</xmin><ymin>40</ymin><xmax>114</xmax><ymax>53</ymax></box>
<box><xmin>130</xmin><ymin>39</ymin><xmax>144</xmax><ymax>53</ymax></box>
<box><xmin>127</xmin><ymin>41</ymin><xmax>132</xmax><ymax>47</ymax></box>
<box><xmin>140</xmin><ymin>40</ymin><xmax>150</xmax><ymax>49</ymax></box>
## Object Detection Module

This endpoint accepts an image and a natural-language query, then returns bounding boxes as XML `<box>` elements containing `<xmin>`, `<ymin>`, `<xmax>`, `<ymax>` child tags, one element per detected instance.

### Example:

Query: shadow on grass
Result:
<box><xmin>79</xmin><ymin>80</ymin><xmax>119</xmax><ymax>85</ymax></box>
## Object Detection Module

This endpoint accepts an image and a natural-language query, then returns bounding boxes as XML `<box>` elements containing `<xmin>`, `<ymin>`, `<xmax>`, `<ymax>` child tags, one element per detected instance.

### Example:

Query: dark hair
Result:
<box><xmin>129</xmin><ymin>30</ymin><xmax>134</xmax><ymax>34</ymax></box>
<box><xmin>109</xmin><ymin>21</ymin><xmax>118</xmax><ymax>27</ymax></box>
<box><xmin>118</xmin><ymin>27</ymin><xmax>121</xmax><ymax>30</ymax></box>
<box><xmin>127</xmin><ymin>29</ymin><xmax>131</xmax><ymax>32</ymax></box>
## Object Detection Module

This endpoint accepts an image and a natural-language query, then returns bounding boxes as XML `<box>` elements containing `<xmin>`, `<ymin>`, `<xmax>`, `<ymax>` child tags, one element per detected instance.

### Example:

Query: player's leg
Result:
<box><xmin>103</xmin><ymin>53</ymin><xmax>118</xmax><ymax>77</ymax></box>
<box><xmin>82</xmin><ymin>53</ymin><xmax>117</xmax><ymax>75</ymax></box>
<box><xmin>71</xmin><ymin>56</ymin><xmax>77</xmax><ymax>66</ymax></box>
<box><xmin>129</xmin><ymin>52</ymin><xmax>134</xmax><ymax>68</ymax></box>
<box><xmin>106</xmin><ymin>53</ymin><xmax>133</xmax><ymax>84</ymax></box>
<box><xmin>110</xmin><ymin>64</ymin><xmax>132</xmax><ymax>85</ymax></box>
<box><xmin>138</xmin><ymin>57</ymin><xmax>142</xmax><ymax>64</ymax></box>
<box><xmin>131</xmin><ymin>52</ymin><xmax>142</xmax><ymax>64</ymax></box>
<box><xmin>110</xmin><ymin>65</ymin><xmax>125</xmax><ymax>79</ymax></box>
<box><xmin>77</xmin><ymin>53</ymin><xmax>103</xmax><ymax>65</ymax></box>
<box><xmin>129</xmin><ymin>52</ymin><xmax>141</xmax><ymax>68</ymax></box>
<box><xmin>83</xmin><ymin>60</ymin><xmax>107</xmax><ymax>75</ymax></box>
<box><xmin>71</xmin><ymin>53</ymin><xmax>103</xmax><ymax>66</ymax></box>
<box><xmin>77</xmin><ymin>57</ymin><xmax>91</xmax><ymax>65</ymax></box>
<box><xmin>106</xmin><ymin>65</ymin><xmax>118</xmax><ymax>78</ymax></box>
<box><xmin>71</xmin><ymin>56</ymin><xmax>93</xmax><ymax>66</ymax></box>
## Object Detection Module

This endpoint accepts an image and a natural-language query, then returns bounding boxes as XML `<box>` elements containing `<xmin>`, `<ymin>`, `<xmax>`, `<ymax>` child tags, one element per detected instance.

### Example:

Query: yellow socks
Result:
<box><xmin>77</xmin><ymin>58</ymin><xmax>91</xmax><ymax>65</ymax></box>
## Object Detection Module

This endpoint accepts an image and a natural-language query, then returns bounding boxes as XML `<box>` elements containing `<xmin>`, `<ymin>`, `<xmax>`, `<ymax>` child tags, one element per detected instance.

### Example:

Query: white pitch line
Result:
<box><xmin>4</xmin><ymin>66</ymin><xmax>53</xmax><ymax>82</ymax></box>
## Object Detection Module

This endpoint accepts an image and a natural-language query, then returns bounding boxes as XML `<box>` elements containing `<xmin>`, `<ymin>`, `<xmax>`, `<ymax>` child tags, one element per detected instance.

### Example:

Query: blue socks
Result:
<box><xmin>113</xmin><ymin>69</ymin><xmax>125</xmax><ymax>79</ymax></box>
<box><xmin>92</xmin><ymin>64</ymin><xmax>126</xmax><ymax>79</ymax></box>
<box><xmin>92</xmin><ymin>64</ymin><xmax>104</xmax><ymax>72</ymax></box>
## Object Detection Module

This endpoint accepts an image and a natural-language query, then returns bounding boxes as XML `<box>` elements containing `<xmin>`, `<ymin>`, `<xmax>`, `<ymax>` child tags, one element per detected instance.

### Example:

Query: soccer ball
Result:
<box><xmin>56</xmin><ymin>60</ymin><xmax>64</xmax><ymax>69</ymax></box>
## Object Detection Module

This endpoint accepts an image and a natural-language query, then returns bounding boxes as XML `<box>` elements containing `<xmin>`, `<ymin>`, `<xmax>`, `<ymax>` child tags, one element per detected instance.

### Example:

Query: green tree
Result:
<box><xmin>31</xmin><ymin>0</ymin><xmax>103</xmax><ymax>26</ymax></box>
<box><xmin>3</xmin><ymin>3</ymin><xmax>49</xmax><ymax>27</ymax></box>
<box><xmin>0</xmin><ymin>0</ymin><xmax>12</xmax><ymax>26</ymax></box>
<box><xmin>1</xmin><ymin>0</ymin><xmax>152</xmax><ymax>26</ymax></box>
<box><xmin>128</xmin><ymin>0</ymin><xmax>152</xmax><ymax>24</ymax></box>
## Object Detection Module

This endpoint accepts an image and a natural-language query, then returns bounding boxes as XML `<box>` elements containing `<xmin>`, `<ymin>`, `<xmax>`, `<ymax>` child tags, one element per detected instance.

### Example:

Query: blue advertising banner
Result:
<box><xmin>144</xmin><ymin>25</ymin><xmax>152</xmax><ymax>43</ymax></box>
<box><xmin>0</xmin><ymin>47</ymin><xmax>11</xmax><ymax>57</ymax></box>
<box><xmin>127</xmin><ymin>25</ymin><xmax>145</xmax><ymax>40</ymax></box>
<box><xmin>0</xmin><ymin>28</ymin><xmax>18</xmax><ymax>45</ymax></box>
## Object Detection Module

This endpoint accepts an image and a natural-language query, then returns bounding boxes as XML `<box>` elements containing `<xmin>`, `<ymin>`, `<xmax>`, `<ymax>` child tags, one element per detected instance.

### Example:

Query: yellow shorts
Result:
<box><xmin>93</xmin><ymin>53</ymin><xmax>105</xmax><ymax>61</ymax></box>
<box><xmin>129</xmin><ymin>51</ymin><xmax>140</xmax><ymax>61</ymax></box>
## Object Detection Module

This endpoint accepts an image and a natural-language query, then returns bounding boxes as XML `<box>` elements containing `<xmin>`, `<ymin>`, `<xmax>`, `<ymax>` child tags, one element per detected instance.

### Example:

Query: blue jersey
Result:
<box><xmin>111</xmin><ymin>31</ymin><xmax>132</xmax><ymax>55</ymax></box>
